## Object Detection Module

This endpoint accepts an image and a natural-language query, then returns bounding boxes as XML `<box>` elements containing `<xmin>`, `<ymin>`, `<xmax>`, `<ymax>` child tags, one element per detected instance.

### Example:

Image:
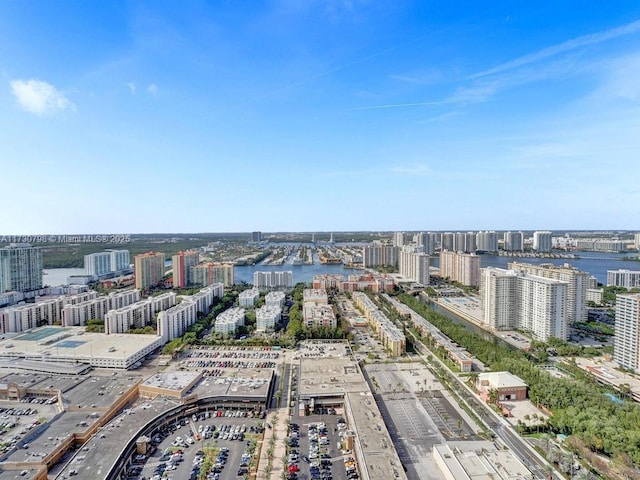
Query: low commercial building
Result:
<box><xmin>433</xmin><ymin>442</ymin><xmax>531</xmax><ymax>480</ymax></box>
<box><xmin>476</xmin><ymin>372</ymin><xmax>528</xmax><ymax>402</ymax></box>
<box><xmin>139</xmin><ymin>371</ymin><xmax>203</xmax><ymax>399</ymax></box>
<box><xmin>0</xmin><ymin>326</ymin><xmax>163</xmax><ymax>369</ymax></box>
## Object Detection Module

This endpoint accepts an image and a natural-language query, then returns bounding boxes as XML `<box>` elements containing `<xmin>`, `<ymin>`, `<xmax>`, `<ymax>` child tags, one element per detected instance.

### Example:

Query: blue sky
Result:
<box><xmin>2</xmin><ymin>1</ymin><xmax>640</xmax><ymax>234</ymax></box>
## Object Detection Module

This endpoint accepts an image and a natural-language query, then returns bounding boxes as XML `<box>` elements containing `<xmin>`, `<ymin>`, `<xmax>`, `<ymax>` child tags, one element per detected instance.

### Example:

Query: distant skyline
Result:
<box><xmin>2</xmin><ymin>2</ymin><xmax>640</xmax><ymax>233</ymax></box>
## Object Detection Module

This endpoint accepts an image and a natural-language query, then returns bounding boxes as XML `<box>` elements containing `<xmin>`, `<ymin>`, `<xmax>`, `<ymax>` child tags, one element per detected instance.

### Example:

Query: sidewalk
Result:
<box><xmin>255</xmin><ymin>407</ymin><xmax>289</xmax><ymax>480</ymax></box>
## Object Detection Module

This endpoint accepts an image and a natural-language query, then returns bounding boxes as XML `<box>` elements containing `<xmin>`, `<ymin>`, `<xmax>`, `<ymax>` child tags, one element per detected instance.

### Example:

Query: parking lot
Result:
<box><xmin>129</xmin><ymin>409</ymin><xmax>264</xmax><ymax>480</ymax></box>
<box><xmin>286</xmin><ymin>414</ymin><xmax>352</xmax><ymax>480</ymax></box>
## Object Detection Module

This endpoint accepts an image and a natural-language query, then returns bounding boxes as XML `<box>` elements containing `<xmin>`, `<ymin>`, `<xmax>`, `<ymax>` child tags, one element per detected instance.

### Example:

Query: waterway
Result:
<box><xmin>42</xmin><ymin>264</ymin><xmax>362</xmax><ymax>288</ymax></box>
<box><xmin>433</xmin><ymin>251</ymin><xmax>640</xmax><ymax>284</ymax></box>
<box><xmin>43</xmin><ymin>251</ymin><xmax>638</xmax><ymax>288</ymax></box>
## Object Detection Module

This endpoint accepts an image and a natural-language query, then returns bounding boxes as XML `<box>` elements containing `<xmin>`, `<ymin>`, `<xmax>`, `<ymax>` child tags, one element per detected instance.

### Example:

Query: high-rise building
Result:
<box><xmin>453</xmin><ymin>232</ymin><xmax>466</xmax><ymax>252</ymax></box>
<box><xmin>503</xmin><ymin>231</ymin><xmax>524</xmax><ymax>252</ymax></box>
<box><xmin>399</xmin><ymin>248</ymin><xmax>430</xmax><ymax>285</ymax></box>
<box><xmin>393</xmin><ymin>232</ymin><xmax>406</xmax><ymax>247</ymax></box>
<box><xmin>480</xmin><ymin>267</ymin><xmax>568</xmax><ymax>341</ymax></box>
<box><xmin>440</xmin><ymin>232</ymin><xmax>454</xmax><ymax>251</ymax></box>
<box><xmin>635</xmin><ymin>233</ymin><xmax>640</xmax><ymax>251</ymax></box>
<box><xmin>607</xmin><ymin>269</ymin><xmax>640</xmax><ymax>289</ymax></box>
<box><xmin>191</xmin><ymin>262</ymin><xmax>235</xmax><ymax>287</ymax></box>
<box><xmin>133</xmin><ymin>252</ymin><xmax>166</xmax><ymax>290</ymax></box>
<box><xmin>172</xmin><ymin>250</ymin><xmax>199</xmax><ymax>288</ymax></box>
<box><xmin>0</xmin><ymin>243</ymin><xmax>43</xmax><ymax>293</ymax></box>
<box><xmin>533</xmin><ymin>231</ymin><xmax>553</xmax><ymax>252</ymax></box>
<box><xmin>84</xmin><ymin>250</ymin><xmax>131</xmax><ymax>277</ymax></box>
<box><xmin>465</xmin><ymin>232</ymin><xmax>477</xmax><ymax>253</ymax></box>
<box><xmin>362</xmin><ymin>245</ymin><xmax>399</xmax><ymax>268</ymax></box>
<box><xmin>476</xmin><ymin>231</ymin><xmax>498</xmax><ymax>253</ymax></box>
<box><xmin>614</xmin><ymin>293</ymin><xmax>640</xmax><ymax>372</ymax></box>
<box><xmin>508</xmin><ymin>262</ymin><xmax>588</xmax><ymax>324</ymax></box>
<box><xmin>253</xmin><ymin>270</ymin><xmax>293</xmax><ymax>290</ymax></box>
<box><xmin>440</xmin><ymin>251</ymin><xmax>480</xmax><ymax>287</ymax></box>
<box><xmin>251</xmin><ymin>231</ymin><xmax>262</xmax><ymax>242</ymax></box>
<box><xmin>414</xmin><ymin>232</ymin><xmax>437</xmax><ymax>255</ymax></box>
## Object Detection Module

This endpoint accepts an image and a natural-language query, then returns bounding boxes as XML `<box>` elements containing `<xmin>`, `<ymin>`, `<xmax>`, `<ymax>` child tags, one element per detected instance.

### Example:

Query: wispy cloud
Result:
<box><xmin>471</xmin><ymin>18</ymin><xmax>640</xmax><ymax>79</ymax></box>
<box><xmin>10</xmin><ymin>79</ymin><xmax>75</xmax><ymax>115</ymax></box>
<box><xmin>126</xmin><ymin>82</ymin><xmax>137</xmax><ymax>95</ymax></box>
<box><xmin>147</xmin><ymin>83</ymin><xmax>159</xmax><ymax>96</ymax></box>
<box><xmin>388</xmin><ymin>163</ymin><xmax>431</xmax><ymax>175</ymax></box>
<box><xmin>389</xmin><ymin>70</ymin><xmax>443</xmax><ymax>85</ymax></box>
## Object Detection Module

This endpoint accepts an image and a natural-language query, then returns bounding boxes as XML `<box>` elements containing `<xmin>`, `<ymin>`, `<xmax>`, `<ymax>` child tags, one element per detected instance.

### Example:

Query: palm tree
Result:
<box><xmin>468</xmin><ymin>371</ymin><xmax>479</xmax><ymax>389</ymax></box>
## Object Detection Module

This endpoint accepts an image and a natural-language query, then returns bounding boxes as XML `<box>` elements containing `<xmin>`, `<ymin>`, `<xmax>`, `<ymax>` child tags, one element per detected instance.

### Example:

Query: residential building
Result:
<box><xmin>104</xmin><ymin>292</ymin><xmax>176</xmax><ymax>334</ymax></box>
<box><xmin>191</xmin><ymin>262</ymin><xmax>235</xmax><ymax>287</ymax></box>
<box><xmin>239</xmin><ymin>287</ymin><xmax>260</xmax><ymax>308</ymax></box>
<box><xmin>361</xmin><ymin>245</ymin><xmax>398</xmax><ymax>268</ymax></box>
<box><xmin>635</xmin><ymin>233</ymin><xmax>640</xmax><ymax>251</ymax></box>
<box><xmin>440</xmin><ymin>251</ymin><xmax>480</xmax><ymax>287</ymax></box>
<box><xmin>440</xmin><ymin>232</ymin><xmax>454</xmax><ymax>251</ymax></box>
<box><xmin>586</xmin><ymin>288</ymin><xmax>604</xmax><ymax>305</ymax></box>
<box><xmin>256</xmin><ymin>305</ymin><xmax>281</xmax><ymax>332</ymax></box>
<box><xmin>533</xmin><ymin>231</ymin><xmax>553</xmax><ymax>252</ymax></box>
<box><xmin>352</xmin><ymin>292</ymin><xmax>405</xmax><ymax>356</ymax></box>
<box><xmin>614</xmin><ymin>293</ymin><xmax>640</xmax><ymax>373</ymax></box>
<box><xmin>84</xmin><ymin>250</ymin><xmax>131</xmax><ymax>277</ymax></box>
<box><xmin>214</xmin><ymin>307</ymin><xmax>245</xmax><ymax>336</ymax></box>
<box><xmin>133</xmin><ymin>252</ymin><xmax>166</xmax><ymax>290</ymax></box>
<box><xmin>414</xmin><ymin>232</ymin><xmax>437</xmax><ymax>255</ymax></box>
<box><xmin>575</xmin><ymin>239</ymin><xmax>628</xmax><ymax>252</ymax></box>
<box><xmin>480</xmin><ymin>267</ymin><xmax>569</xmax><ymax>341</ymax></box>
<box><xmin>171</xmin><ymin>250</ymin><xmax>199</xmax><ymax>288</ymax></box>
<box><xmin>503</xmin><ymin>231</ymin><xmax>524</xmax><ymax>252</ymax></box>
<box><xmin>157</xmin><ymin>284</ymin><xmax>222</xmax><ymax>343</ymax></box>
<box><xmin>312</xmin><ymin>274</ymin><xmax>344</xmax><ymax>291</ymax></box>
<box><xmin>303</xmin><ymin>289</ymin><xmax>329</xmax><ymax>305</ymax></box>
<box><xmin>253</xmin><ymin>270</ymin><xmax>293</xmax><ymax>290</ymax></box>
<box><xmin>479</xmin><ymin>268</ymin><xmax>518</xmax><ymax>331</ymax></box>
<box><xmin>342</xmin><ymin>273</ymin><xmax>395</xmax><ymax>293</ymax></box>
<box><xmin>0</xmin><ymin>243</ymin><xmax>43</xmax><ymax>293</ymax></box>
<box><xmin>476</xmin><ymin>231</ymin><xmax>498</xmax><ymax>252</ymax></box>
<box><xmin>251</xmin><ymin>231</ymin><xmax>262</xmax><ymax>242</ymax></box>
<box><xmin>265</xmin><ymin>291</ymin><xmax>286</xmax><ymax>308</ymax></box>
<box><xmin>399</xmin><ymin>248</ymin><xmax>430</xmax><ymax>285</ymax></box>
<box><xmin>0</xmin><ymin>297</ymin><xmax>64</xmax><ymax>333</ymax></box>
<box><xmin>508</xmin><ymin>262</ymin><xmax>588</xmax><ymax>324</ymax></box>
<box><xmin>302</xmin><ymin>303</ymin><xmax>337</xmax><ymax>329</ymax></box>
<box><xmin>607</xmin><ymin>269</ymin><xmax>640</xmax><ymax>289</ymax></box>
<box><xmin>393</xmin><ymin>232</ymin><xmax>405</xmax><ymax>247</ymax></box>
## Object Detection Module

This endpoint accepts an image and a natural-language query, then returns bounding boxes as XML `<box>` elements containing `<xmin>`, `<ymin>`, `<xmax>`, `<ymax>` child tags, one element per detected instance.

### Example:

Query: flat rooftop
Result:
<box><xmin>142</xmin><ymin>371</ymin><xmax>201</xmax><ymax>393</ymax></box>
<box><xmin>0</xmin><ymin>327</ymin><xmax>161</xmax><ymax>363</ymax></box>
<box><xmin>191</xmin><ymin>368</ymin><xmax>273</xmax><ymax>401</ymax></box>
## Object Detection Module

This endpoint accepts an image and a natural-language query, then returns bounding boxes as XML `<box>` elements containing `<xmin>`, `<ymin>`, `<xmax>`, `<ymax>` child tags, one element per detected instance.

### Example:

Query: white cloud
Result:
<box><xmin>388</xmin><ymin>163</ymin><xmax>431</xmax><ymax>175</ymax></box>
<box><xmin>10</xmin><ymin>79</ymin><xmax>75</xmax><ymax>115</ymax></box>
<box><xmin>471</xmin><ymin>18</ymin><xmax>640</xmax><ymax>79</ymax></box>
<box><xmin>126</xmin><ymin>82</ymin><xmax>136</xmax><ymax>94</ymax></box>
<box><xmin>147</xmin><ymin>83</ymin><xmax>158</xmax><ymax>96</ymax></box>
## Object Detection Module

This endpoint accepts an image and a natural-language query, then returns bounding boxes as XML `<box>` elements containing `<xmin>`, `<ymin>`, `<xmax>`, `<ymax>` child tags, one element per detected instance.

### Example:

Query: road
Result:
<box><xmin>384</xmin><ymin>295</ymin><xmax>559</xmax><ymax>480</ymax></box>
